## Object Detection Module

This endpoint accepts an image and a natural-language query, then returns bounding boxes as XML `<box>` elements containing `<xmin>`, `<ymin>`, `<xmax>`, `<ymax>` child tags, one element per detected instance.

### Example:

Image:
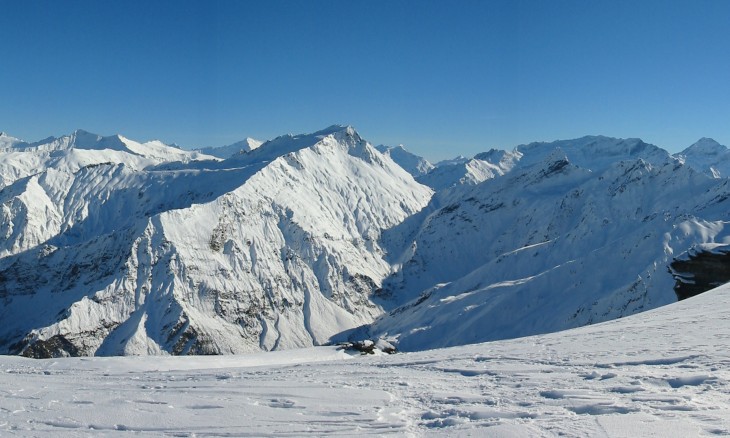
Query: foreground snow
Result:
<box><xmin>3</xmin><ymin>284</ymin><xmax>730</xmax><ymax>436</ymax></box>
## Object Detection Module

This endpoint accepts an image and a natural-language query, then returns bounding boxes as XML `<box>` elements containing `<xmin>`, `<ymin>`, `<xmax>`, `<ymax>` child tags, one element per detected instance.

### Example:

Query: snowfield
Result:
<box><xmin>2</xmin><ymin>283</ymin><xmax>730</xmax><ymax>436</ymax></box>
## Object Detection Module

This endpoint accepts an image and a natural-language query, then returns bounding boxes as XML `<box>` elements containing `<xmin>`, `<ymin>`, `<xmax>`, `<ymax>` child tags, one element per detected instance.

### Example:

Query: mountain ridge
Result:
<box><xmin>1</xmin><ymin>126</ymin><xmax>729</xmax><ymax>357</ymax></box>
<box><xmin>0</xmin><ymin>125</ymin><xmax>433</xmax><ymax>357</ymax></box>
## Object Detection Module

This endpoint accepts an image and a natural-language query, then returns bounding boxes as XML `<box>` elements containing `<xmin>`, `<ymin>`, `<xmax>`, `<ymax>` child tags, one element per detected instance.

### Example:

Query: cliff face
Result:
<box><xmin>671</xmin><ymin>248</ymin><xmax>730</xmax><ymax>300</ymax></box>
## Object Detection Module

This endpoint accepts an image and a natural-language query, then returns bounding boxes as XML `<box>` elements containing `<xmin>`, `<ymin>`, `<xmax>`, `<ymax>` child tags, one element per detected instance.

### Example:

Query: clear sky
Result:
<box><xmin>3</xmin><ymin>1</ymin><xmax>730</xmax><ymax>161</ymax></box>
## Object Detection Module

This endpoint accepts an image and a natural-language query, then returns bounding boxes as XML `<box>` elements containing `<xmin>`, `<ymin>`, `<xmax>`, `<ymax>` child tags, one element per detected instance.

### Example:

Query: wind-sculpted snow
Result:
<box><xmin>369</xmin><ymin>147</ymin><xmax>730</xmax><ymax>351</ymax></box>
<box><xmin>2</xmin><ymin>281</ymin><xmax>730</xmax><ymax>436</ymax></box>
<box><xmin>0</xmin><ymin>125</ymin><xmax>432</xmax><ymax>357</ymax></box>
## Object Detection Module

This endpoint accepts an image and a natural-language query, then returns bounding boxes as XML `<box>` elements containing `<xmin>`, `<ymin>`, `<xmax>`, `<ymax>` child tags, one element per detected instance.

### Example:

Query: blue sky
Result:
<box><xmin>3</xmin><ymin>1</ymin><xmax>730</xmax><ymax>160</ymax></box>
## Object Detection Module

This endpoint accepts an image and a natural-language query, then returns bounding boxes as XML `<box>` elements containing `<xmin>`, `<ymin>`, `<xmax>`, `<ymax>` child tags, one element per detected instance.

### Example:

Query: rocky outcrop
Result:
<box><xmin>670</xmin><ymin>248</ymin><xmax>730</xmax><ymax>300</ymax></box>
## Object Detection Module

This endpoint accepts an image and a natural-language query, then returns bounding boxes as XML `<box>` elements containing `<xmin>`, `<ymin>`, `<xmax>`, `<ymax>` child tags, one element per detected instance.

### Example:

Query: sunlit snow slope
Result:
<box><xmin>2</xmin><ymin>280</ymin><xmax>729</xmax><ymax>436</ymax></box>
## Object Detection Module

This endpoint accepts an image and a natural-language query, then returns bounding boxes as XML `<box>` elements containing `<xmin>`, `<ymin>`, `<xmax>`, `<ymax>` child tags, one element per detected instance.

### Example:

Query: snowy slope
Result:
<box><xmin>366</xmin><ymin>142</ymin><xmax>730</xmax><ymax>351</ymax></box>
<box><xmin>674</xmin><ymin>137</ymin><xmax>730</xmax><ymax>178</ymax></box>
<box><xmin>0</xmin><ymin>126</ymin><xmax>432</xmax><ymax>357</ymax></box>
<box><xmin>196</xmin><ymin>137</ymin><xmax>263</xmax><ymax>159</ymax></box>
<box><xmin>2</xmin><ymin>281</ymin><xmax>730</xmax><ymax>436</ymax></box>
<box><xmin>375</xmin><ymin>144</ymin><xmax>434</xmax><ymax>177</ymax></box>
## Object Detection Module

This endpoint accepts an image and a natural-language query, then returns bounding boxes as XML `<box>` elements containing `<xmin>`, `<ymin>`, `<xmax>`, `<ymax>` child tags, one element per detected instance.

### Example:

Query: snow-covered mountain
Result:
<box><xmin>416</xmin><ymin>149</ymin><xmax>522</xmax><ymax>190</ymax></box>
<box><xmin>514</xmin><ymin>135</ymin><xmax>669</xmax><ymax>171</ymax></box>
<box><xmin>3</xmin><ymin>127</ymin><xmax>730</xmax><ymax>359</ymax></box>
<box><xmin>361</xmin><ymin>136</ymin><xmax>730</xmax><ymax>351</ymax></box>
<box><xmin>674</xmin><ymin>137</ymin><xmax>730</xmax><ymax>178</ymax></box>
<box><xmin>434</xmin><ymin>155</ymin><xmax>469</xmax><ymax>167</ymax></box>
<box><xmin>0</xmin><ymin>125</ymin><xmax>432</xmax><ymax>357</ymax></box>
<box><xmin>196</xmin><ymin>137</ymin><xmax>264</xmax><ymax>159</ymax></box>
<box><xmin>375</xmin><ymin>144</ymin><xmax>434</xmax><ymax>177</ymax></box>
<box><xmin>0</xmin><ymin>129</ymin><xmax>215</xmax><ymax>189</ymax></box>
<box><xmin>414</xmin><ymin>136</ymin><xmax>661</xmax><ymax>191</ymax></box>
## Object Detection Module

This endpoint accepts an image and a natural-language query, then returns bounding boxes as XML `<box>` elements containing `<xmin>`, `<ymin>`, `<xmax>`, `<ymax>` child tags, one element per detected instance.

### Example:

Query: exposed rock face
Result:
<box><xmin>670</xmin><ymin>249</ymin><xmax>730</xmax><ymax>300</ymax></box>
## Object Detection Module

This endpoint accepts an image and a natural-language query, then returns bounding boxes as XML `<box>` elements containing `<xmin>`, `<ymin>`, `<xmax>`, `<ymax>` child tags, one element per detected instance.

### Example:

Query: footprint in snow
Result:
<box><xmin>186</xmin><ymin>404</ymin><xmax>224</xmax><ymax>410</ymax></box>
<box><xmin>266</xmin><ymin>398</ymin><xmax>301</xmax><ymax>409</ymax></box>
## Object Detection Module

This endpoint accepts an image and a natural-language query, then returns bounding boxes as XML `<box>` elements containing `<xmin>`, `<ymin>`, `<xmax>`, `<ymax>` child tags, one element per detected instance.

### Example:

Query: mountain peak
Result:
<box><xmin>68</xmin><ymin>129</ymin><xmax>129</xmax><ymax>152</ymax></box>
<box><xmin>675</xmin><ymin>138</ymin><xmax>730</xmax><ymax>178</ymax></box>
<box><xmin>222</xmin><ymin>125</ymin><xmax>364</xmax><ymax>168</ymax></box>
<box><xmin>374</xmin><ymin>143</ymin><xmax>434</xmax><ymax>178</ymax></box>
<box><xmin>684</xmin><ymin>138</ymin><xmax>726</xmax><ymax>155</ymax></box>
<box><xmin>72</xmin><ymin>128</ymin><xmax>98</xmax><ymax>137</ymax></box>
<box><xmin>194</xmin><ymin>137</ymin><xmax>264</xmax><ymax>159</ymax></box>
<box><xmin>312</xmin><ymin>124</ymin><xmax>353</xmax><ymax>137</ymax></box>
<box><xmin>0</xmin><ymin>131</ymin><xmax>26</xmax><ymax>149</ymax></box>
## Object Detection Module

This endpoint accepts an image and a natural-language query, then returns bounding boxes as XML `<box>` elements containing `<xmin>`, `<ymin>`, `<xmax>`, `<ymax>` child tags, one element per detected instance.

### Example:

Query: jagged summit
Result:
<box><xmin>227</xmin><ymin>124</ymin><xmax>364</xmax><ymax>167</ymax></box>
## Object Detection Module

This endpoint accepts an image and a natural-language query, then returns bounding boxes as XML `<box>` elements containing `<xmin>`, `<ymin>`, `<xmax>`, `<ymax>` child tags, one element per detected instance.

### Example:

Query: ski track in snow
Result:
<box><xmin>3</xmin><ymin>285</ymin><xmax>730</xmax><ymax>437</ymax></box>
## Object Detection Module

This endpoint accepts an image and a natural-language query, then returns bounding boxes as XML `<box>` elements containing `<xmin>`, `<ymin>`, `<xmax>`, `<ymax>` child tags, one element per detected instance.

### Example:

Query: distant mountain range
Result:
<box><xmin>1</xmin><ymin>126</ymin><xmax>729</xmax><ymax>357</ymax></box>
<box><xmin>195</xmin><ymin>137</ymin><xmax>264</xmax><ymax>159</ymax></box>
